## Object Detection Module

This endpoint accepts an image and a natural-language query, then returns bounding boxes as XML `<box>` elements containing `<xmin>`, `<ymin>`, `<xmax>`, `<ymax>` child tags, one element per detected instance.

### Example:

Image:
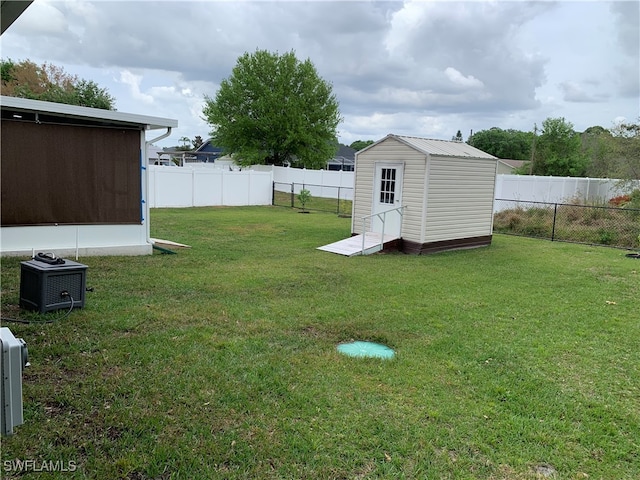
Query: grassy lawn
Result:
<box><xmin>1</xmin><ymin>206</ymin><xmax>638</xmax><ymax>479</ymax></box>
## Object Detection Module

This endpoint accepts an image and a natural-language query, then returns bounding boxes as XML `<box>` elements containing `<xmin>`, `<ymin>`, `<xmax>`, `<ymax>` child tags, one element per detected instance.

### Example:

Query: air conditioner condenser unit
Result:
<box><xmin>20</xmin><ymin>258</ymin><xmax>88</xmax><ymax>313</ymax></box>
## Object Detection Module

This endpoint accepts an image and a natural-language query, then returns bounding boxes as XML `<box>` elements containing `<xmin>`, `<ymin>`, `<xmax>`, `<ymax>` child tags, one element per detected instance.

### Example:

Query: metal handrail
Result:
<box><xmin>360</xmin><ymin>205</ymin><xmax>405</xmax><ymax>255</ymax></box>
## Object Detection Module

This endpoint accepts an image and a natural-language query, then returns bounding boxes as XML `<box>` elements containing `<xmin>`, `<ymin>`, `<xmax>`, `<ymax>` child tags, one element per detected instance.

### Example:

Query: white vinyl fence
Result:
<box><xmin>494</xmin><ymin>175</ymin><xmax>630</xmax><ymax>212</ymax></box>
<box><xmin>149</xmin><ymin>163</ymin><xmax>632</xmax><ymax>210</ymax></box>
<box><xmin>148</xmin><ymin>165</ymin><xmax>273</xmax><ymax>208</ymax></box>
<box><xmin>271</xmin><ymin>166</ymin><xmax>354</xmax><ymax>200</ymax></box>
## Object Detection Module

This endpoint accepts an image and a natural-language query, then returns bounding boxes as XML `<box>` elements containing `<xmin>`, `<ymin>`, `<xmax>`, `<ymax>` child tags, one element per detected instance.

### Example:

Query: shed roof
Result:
<box><xmin>0</xmin><ymin>95</ymin><xmax>178</xmax><ymax>130</ymax></box>
<box><xmin>365</xmin><ymin>134</ymin><xmax>497</xmax><ymax>159</ymax></box>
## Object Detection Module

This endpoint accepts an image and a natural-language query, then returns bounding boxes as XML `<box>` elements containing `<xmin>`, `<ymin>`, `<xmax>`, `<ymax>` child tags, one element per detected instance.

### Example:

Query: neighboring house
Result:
<box><xmin>327</xmin><ymin>145</ymin><xmax>356</xmax><ymax>171</ymax></box>
<box><xmin>148</xmin><ymin>144</ymin><xmax>173</xmax><ymax>166</ymax></box>
<box><xmin>0</xmin><ymin>96</ymin><xmax>177</xmax><ymax>257</ymax></box>
<box><xmin>351</xmin><ymin>134</ymin><xmax>498</xmax><ymax>254</ymax></box>
<box><xmin>156</xmin><ymin>139</ymin><xmax>225</xmax><ymax>166</ymax></box>
<box><xmin>194</xmin><ymin>139</ymin><xmax>224</xmax><ymax>163</ymax></box>
<box><xmin>497</xmin><ymin>159</ymin><xmax>527</xmax><ymax>174</ymax></box>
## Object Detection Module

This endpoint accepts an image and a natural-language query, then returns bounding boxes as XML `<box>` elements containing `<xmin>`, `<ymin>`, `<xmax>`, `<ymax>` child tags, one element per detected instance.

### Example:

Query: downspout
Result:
<box><xmin>147</xmin><ymin>127</ymin><xmax>173</xmax><ymax>146</ymax></box>
<box><xmin>144</xmin><ymin>127</ymin><xmax>173</xmax><ymax>248</ymax></box>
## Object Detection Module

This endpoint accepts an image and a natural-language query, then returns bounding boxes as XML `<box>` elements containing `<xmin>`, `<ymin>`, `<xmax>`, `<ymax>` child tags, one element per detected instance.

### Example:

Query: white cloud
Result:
<box><xmin>118</xmin><ymin>71</ymin><xmax>154</xmax><ymax>105</ymax></box>
<box><xmin>1</xmin><ymin>0</ymin><xmax>636</xmax><ymax>145</ymax></box>
<box><xmin>444</xmin><ymin>67</ymin><xmax>484</xmax><ymax>89</ymax></box>
<box><xmin>10</xmin><ymin>0</ymin><xmax>68</xmax><ymax>36</ymax></box>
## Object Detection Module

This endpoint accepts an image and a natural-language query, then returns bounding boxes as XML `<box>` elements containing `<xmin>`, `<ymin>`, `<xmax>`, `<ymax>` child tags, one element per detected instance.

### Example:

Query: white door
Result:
<box><xmin>372</xmin><ymin>163</ymin><xmax>403</xmax><ymax>237</ymax></box>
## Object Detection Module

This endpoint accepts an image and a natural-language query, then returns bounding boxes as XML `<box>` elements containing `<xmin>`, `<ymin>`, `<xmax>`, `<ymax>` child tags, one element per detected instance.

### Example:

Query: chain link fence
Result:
<box><xmin>273</xmin><ymin>182</ymin><xmax>353</xmax><ymax>216</ymax></box>
<box><xmin>493</xmin><ymin>199</ymin><xmax>640</xmax><ymax>249</ymax></box>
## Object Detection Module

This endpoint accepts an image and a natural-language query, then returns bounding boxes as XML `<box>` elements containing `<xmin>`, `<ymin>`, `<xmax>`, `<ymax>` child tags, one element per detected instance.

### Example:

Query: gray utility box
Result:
<box><xmin>20</xmin><ymin>259</ymin><xmax>88</xmax><ymax>313</ymax></box>
<box><xmin>1</xmin><ymin>327</ymin><xmax>29</xmax><ymax>436</ymax></box>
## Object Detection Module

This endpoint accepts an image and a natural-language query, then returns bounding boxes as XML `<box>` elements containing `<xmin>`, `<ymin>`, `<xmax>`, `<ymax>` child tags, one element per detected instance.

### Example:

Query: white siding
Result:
<box><xmin>400</xmin><ymin>153</ymin><xmax>427</xmax><ymax>241</ymax></box>
<box><xmin>424</xmin><ymin>156</ymin><xmax>497</xmax><ymax>242</ymax></box>
<box><xmin>351</xmin><ymin>138</ymin><xmax>425</xmax><ymax>235</ymax></box>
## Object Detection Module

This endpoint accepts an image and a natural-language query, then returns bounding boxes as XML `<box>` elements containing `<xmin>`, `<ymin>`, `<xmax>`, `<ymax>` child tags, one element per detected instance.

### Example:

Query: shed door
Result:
<box><xmin>372</xmin><ymin>163</ymin><xmax>403</xmax><ymax>237</ymax></box>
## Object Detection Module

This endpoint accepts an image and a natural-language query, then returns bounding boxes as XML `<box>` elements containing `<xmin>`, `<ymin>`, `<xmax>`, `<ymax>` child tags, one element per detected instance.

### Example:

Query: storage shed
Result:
<box><xmin>1</xmin><ymin>96</ymin><xmax>178</xmax><ymax>257</ymax></box>
<box><xmin>349</xmin><ymin>134</ymin><xmax>498</xmax><ymax>254</ymax></box>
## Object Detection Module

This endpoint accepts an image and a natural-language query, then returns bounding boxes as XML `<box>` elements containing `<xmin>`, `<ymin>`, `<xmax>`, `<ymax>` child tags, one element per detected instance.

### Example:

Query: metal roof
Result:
<box><xmin>0</xmin><ymin>95</ymin><xmax>178</xmax><ymax>130</ymax></box>
<box><xmin>389</xmin><ymin>134</ymin><xmax>497</xmax><ymax>159</ymax></box>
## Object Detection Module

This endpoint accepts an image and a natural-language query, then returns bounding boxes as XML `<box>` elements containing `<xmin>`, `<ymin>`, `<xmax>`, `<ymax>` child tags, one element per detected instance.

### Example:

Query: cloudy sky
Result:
<box><xmin>2</xmin><ymin>0</ymin><xmax>638</xmax><ymax>148</ymax></box>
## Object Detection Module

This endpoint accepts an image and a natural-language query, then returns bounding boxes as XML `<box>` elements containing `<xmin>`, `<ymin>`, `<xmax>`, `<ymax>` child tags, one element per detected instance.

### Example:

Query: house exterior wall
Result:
<box><xmin>0</xmin><ymin>96</ymin><xmax>176</xmax><ymax>257</ymax></box>
<box><xmin>0</xmin><ymin>224</ymin><xmax>152</xmax><ymax>257</ymax></box>
<box><xmin>351</xmin><ymin>137</ymin><xmax>426</xmax><ymax>235</ymax></box>
<box><xmin>1</xmin><ymin>126</ymin><xmax>151</xmax><ymax>257</ymax></box>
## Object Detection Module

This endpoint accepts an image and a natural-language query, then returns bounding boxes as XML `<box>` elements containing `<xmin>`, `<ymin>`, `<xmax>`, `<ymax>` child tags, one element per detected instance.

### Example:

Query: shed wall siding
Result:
<box><xmin>352</xmin><ymin>138</ymin><xmax>425</xmax><ymax>236</ymax></box>
<box><xmin>400</xmin><ymin>154</ymin><xmax>427</xmax><ymax>242</ymax></box>
<box><xmin>424</xmin><ymin>156</ymin><xmax>497</xmax><ymax>242</ymax></box>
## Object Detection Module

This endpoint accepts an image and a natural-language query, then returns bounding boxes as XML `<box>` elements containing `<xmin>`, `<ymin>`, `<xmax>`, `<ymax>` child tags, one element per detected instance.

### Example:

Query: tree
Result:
<box><xmin>203</xmin><ymin>50</ymin><xmax>342</xmax><ymax>169</ymax></box>
<box><xmin>468</xmin><ymin>127</ymin><xmax>533</xmax><ymax>160</ymax></box>
<box><xmin>298</xmin><ymin>188</ymin><xmax>312</xmax><ymax>212</ymax></box>
<box><xmin>1</xmin><ymin>58</ymin><xmax>16</xmax><ymax>83</ymax></box>
<box><xmin>582</xmin><ymin>126</ymin><xmax>615</xmax><ymax>178</ymax></box>
<box><xmin>178</xmin><ymin>136</ymin><xmax>192</xmax><ymax>151</ymax></box>
<box><xmin>192</xmin><ymin>135</ymin><xmax>204</xmax><ymax>149</ymax></box>
<box><xmin>72</xmin><ymin>79</ymin><xmax>116</xmax><ymax>109</ymax></box>
<box><xmin>0</xmin><ymin>58</ymin><xmax>115</xmax><ymax>109</ymax></box>
<box><xmin>609</xmin><ymin>118</ymin><xmax>640</xmax><ymax>181</ymax></box>
<box><xmin>532</xmin><ymin>117</ymin><xmax>589</xmax><ymax>177</ymax></box>
<box><xmin>349</xmin><ymin>140</ymin><xmax>375</xmax><ymax>151</ymax></box>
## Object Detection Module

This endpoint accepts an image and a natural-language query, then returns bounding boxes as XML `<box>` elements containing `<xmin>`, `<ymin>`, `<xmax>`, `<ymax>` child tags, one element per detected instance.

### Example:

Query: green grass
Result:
<box><xmin>1</xmin><ymin>206</ymin><xmax>639</xmax><ymax>479</ymax></box>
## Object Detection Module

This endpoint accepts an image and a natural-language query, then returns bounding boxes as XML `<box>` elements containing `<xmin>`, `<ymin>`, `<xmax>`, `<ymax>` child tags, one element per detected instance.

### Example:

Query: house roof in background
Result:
<box><xmin>0</xmin><ymin>95</ymin><xmax>178</xmax><ymax>130</ymax></box>
<box><xmin>195</xmin><ymin>139</ymin><xmax>224</xmax><ymax>154</ymax></box>
<box><xmin>498</xmin><ymin>159</ymin><xmax>527</xmax><ymax>168</ymax></box>
<box><xmin>335</xmin><ymin>144</ymin><xmax>356</xmax><ymax>161</ymax></box>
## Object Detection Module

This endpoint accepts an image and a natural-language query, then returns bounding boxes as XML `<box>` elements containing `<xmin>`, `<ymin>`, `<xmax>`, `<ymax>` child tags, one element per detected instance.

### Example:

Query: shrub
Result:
<box><xmin>298</xmin><ymin>188</ymin><xmax>312</xmax><ymax>212</ymax></box>
<box><xmin>597</xmin><ymin>229</ymin><xmax>615</xmax><ymax>245</ymax></box>
<box><xmin>493</xmin><ymin>200</ymin><xmax>638</xmax><ymax>248</ymax></box>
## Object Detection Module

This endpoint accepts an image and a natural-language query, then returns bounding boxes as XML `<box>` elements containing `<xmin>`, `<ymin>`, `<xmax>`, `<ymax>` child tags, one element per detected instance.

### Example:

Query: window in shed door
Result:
<box><xmin>379</xmin><ymin>168</ymin><xmax>396</xmax><ymax>204</ymax></box>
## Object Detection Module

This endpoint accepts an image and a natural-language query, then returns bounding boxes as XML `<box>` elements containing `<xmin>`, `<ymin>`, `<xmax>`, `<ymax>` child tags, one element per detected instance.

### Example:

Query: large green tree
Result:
<box><xmin>531</xmin><ymin>117</ymin><xmax>589</xmax><ymax>177</ymax></box>
<box><xmin>203</xmin><ymin>50</ymin><xmax>342</xmax><ymax>168</ymax></box>
<box><xmin>467</xmin><ymin>127</ymin><xmax>533</xmax><ymax>160</ymax></box>
<box><xmin>1</xmin><ymin>58</ymin><xmax>115</xmax><ymax>109</ymax></box>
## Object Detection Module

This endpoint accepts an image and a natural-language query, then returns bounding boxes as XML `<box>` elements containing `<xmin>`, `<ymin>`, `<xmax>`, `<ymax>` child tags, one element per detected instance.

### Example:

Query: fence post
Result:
<box><xmin>551</xmin><ymin>203</ymin><xmax>558</xmax><ymax>241</ymax></box>
<box><xmin>290</xmin><ymin>182</ymin><xmax>295</xmax><ymax>208</ymax></box>
<box><xmin>272</xmin><ymin>181</ymin><xmax>275</xmax><ymax>206</ymax></box>
<box><xmin>337</xmin><ymin>187</ymin><xmax>341</xmax><ymax>214</ymax></box>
